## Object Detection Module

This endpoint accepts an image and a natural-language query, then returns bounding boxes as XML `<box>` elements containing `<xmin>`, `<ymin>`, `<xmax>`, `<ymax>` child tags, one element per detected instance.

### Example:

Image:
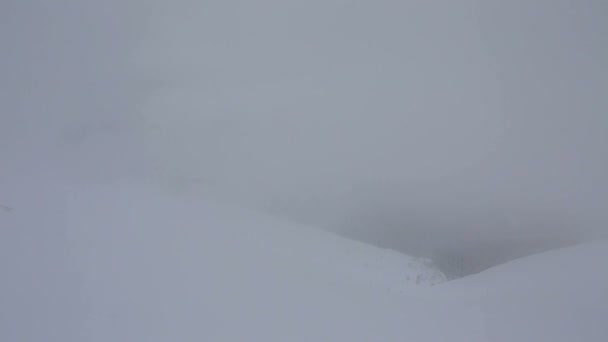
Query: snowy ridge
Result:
<box><xmin>2</xmin><ymin>182</ymin><xmax>606</xmax><ymax>341</ymax></box>
<box><xmin>66</xmin><ymin>183</ymin><xmax>446</xmax><ymax>288</ymax></box>
<box><xmin>63</xmin><ymin>184</ymin><xmax>455</xmax><ymax>341</ymax></box>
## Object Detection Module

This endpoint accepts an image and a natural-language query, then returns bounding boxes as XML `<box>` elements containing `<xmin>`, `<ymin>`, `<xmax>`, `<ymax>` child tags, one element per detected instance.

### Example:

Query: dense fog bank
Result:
<box><xmin>2</xmin><ymin>0</ymin><xmax>606</xmax><ymax>275</ymax></box>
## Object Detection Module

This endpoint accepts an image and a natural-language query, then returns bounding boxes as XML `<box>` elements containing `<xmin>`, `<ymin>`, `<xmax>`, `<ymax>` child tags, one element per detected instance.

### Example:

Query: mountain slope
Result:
<box><xmin>65</xmin><ymin>184</ymin><xmax>457</xmax><ymax>341</ymax></box>
<box><xmin>2</xmin><ymin>182</ymin><xmax>606</xmax><ymax>341</ymax></box>
<box><xmin>440</xmin><ymin>241</ymin><xmax>608</xmax><ymax>342</ymax></box>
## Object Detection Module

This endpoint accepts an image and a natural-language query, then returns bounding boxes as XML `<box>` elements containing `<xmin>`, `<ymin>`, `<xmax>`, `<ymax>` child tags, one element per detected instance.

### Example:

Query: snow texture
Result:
<box><xmin>1</xmin><ymin>182</ymin><xmax>607</xmax><ymax>341</ymax></box>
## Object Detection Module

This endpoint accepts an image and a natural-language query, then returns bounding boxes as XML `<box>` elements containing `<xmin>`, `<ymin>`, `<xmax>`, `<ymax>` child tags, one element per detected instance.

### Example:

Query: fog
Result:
<box><xmin>1</xmin><ymin>0</ymin><xmax>146</xmax><ymax>181</ymax></box>
<box><xmin>2</xmin><ymin>0</ymin><xmax>607</xmax><ymax>276</ymax></box>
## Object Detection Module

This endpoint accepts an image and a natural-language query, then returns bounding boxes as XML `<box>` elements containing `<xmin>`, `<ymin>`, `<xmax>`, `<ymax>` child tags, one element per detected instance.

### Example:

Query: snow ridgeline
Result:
<box><xmin>60</xmin><ymin>184</ymin><xmax>450</xmax><ymax>342</ymax></box>
<box><xmin>2</xmin><ymin>182</ymin><xmax>607</xmax><ymax>341</ymax></box>
<box><xmin>65</xmin><ymin>183</ymin><xmax>446</xmax><ymax>290</ymax></box>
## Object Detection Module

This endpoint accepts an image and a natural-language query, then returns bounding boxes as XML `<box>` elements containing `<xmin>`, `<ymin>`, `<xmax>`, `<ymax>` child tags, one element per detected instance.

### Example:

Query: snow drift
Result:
<box><xmin>1</xmin><ymin>183</ymin><xmax>607</xmax><ymax>341</ymax></box>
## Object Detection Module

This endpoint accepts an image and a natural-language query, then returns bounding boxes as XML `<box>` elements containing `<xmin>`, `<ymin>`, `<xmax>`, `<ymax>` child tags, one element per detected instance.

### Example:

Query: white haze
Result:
<box><xmin>2</xmin><ymin>0</ymin><xmax>607</xmax><ymax>275</ymax></box>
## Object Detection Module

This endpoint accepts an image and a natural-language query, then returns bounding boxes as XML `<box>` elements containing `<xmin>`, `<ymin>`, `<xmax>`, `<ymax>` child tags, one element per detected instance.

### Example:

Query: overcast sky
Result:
<box><xmin>2</xmin><ymin>0</ymin><xmax>607</xmax><ymax>273</ymax></box>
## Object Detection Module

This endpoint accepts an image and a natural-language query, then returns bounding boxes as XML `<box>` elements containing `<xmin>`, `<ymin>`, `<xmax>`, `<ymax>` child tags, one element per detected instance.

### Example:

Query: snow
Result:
<box><xmin>442</xmin><ymin>241</ymin><xmax>608</xmax><ymax>341</ymax></box>
<box><xmin>2</xmin><ymin>182</ymin><xmax>607</xmax><ymax>341</ymax></box>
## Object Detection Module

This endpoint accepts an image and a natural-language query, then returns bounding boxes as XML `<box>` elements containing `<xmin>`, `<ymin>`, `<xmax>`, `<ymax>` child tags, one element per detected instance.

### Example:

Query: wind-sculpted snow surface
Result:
<box><xmin>2</xmin><ymin>183</ymin><xmax>607</xmax><ymax>341</ymax></box>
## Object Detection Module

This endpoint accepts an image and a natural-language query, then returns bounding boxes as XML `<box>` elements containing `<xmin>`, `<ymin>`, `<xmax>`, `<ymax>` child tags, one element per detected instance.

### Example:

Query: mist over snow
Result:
<box><xmin>2</xmin><ymin>0</ymin><xmax>607</xmax><ymax>274</ymax></box>
<box><xmin>133</xmin><ymin>0</ymin><xmax>608</xmax><ymax>274</ymax></box>
<box><xmin>2</xmin><ymin>180</ymin><xmax>607</xmax><ymax>341</ymax></box>
<box><xmin>1</xmin><ymin>1</ymin><xmax>608</xmax><ymax>340</ymax></box>
<box><xmin>0</xmin><ymin>0</ymin><xmax>148</xmax><ymax>182</ymax></box>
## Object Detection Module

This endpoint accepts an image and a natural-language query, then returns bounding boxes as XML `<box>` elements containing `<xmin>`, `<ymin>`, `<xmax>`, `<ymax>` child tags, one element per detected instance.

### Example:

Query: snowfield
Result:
<box><xmin>2</xmin><ymin>183</ymin><xmax>607</xmax><ymax>341</ymax></box>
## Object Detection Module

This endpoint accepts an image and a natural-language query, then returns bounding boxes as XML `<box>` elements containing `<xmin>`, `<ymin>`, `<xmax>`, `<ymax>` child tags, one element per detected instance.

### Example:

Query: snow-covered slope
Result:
<box><xmin>440</xmin><ymin>241</ymin><xmax>608</xmax><ymax>342</ymax></box>
<box><xmin>64</xmin><ymin>184</ymin><xmax>454</xmax><ymax>341</ymax></box>
<box><xmin>2</xmin><ymin>183</ymin><xmax>607</xmax><ymax>341</ymax></box>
